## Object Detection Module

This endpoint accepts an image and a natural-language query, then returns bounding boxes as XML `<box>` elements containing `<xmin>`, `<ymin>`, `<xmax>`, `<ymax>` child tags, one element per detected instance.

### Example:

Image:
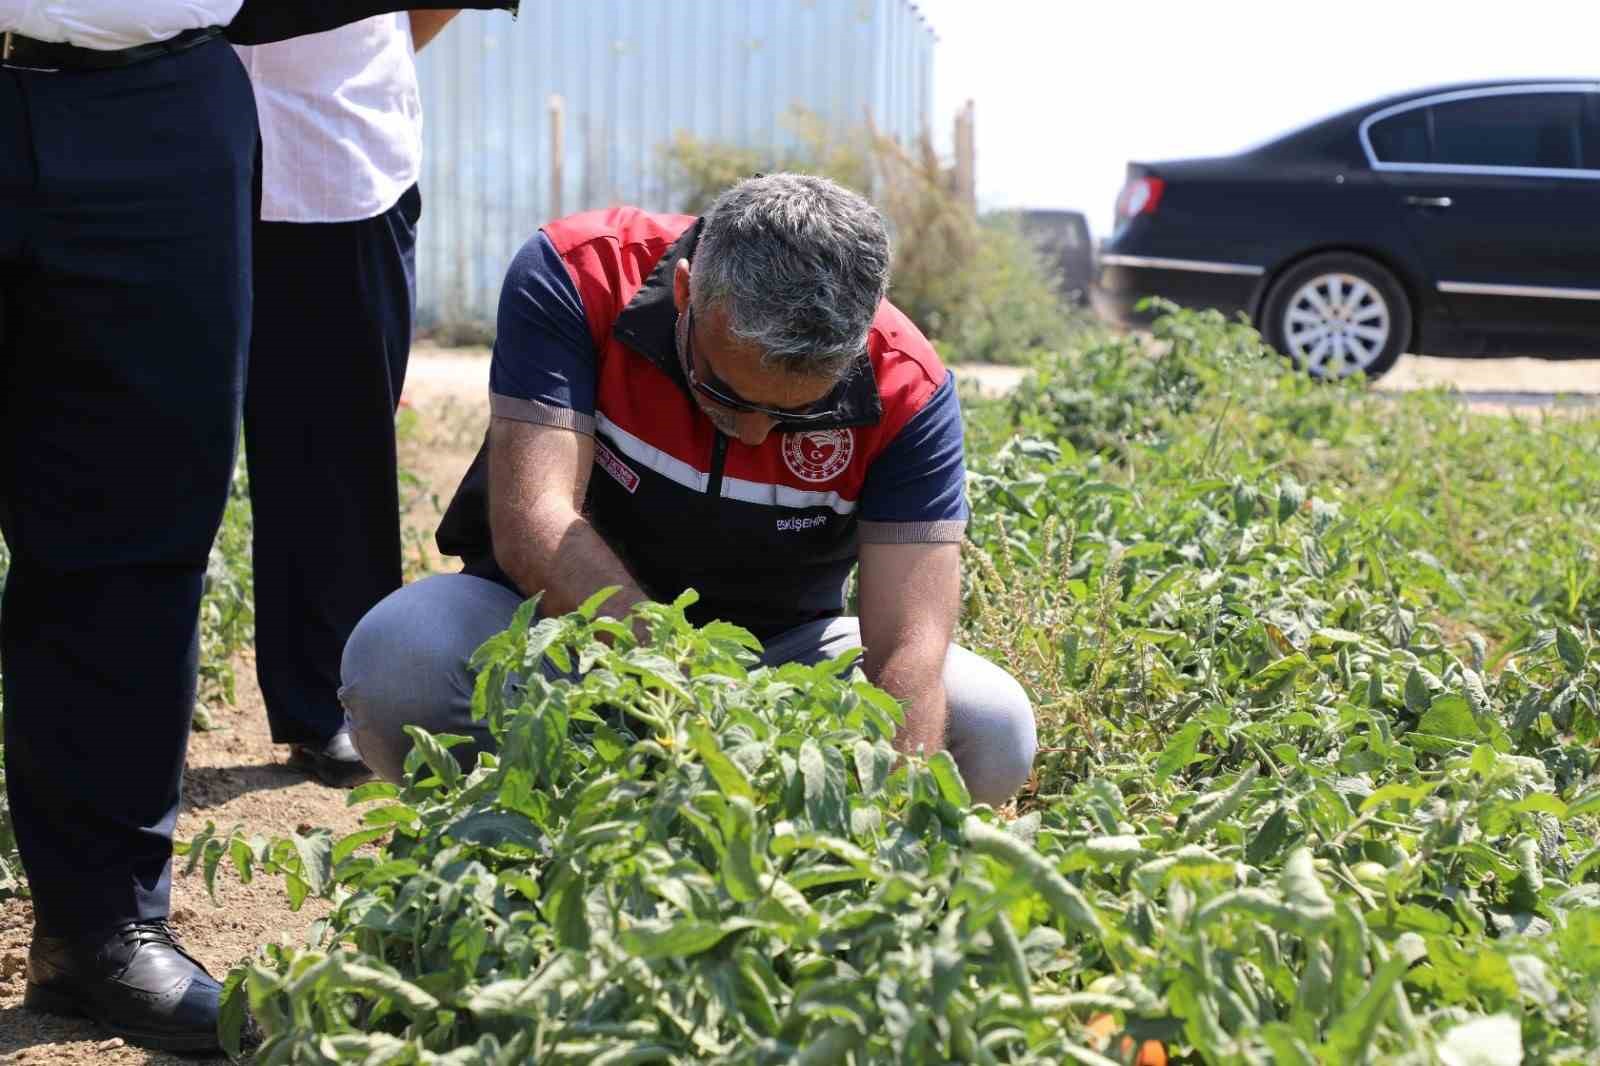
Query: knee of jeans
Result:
<box><xmin>338</xmin><ymin>594</ymin><xmax>455</xmax><ymax>784</ymax></box>
<box><xmin>948</xmin><ymin>659</ymin><xmax>1038</xmax><ymax>807</ymax></box>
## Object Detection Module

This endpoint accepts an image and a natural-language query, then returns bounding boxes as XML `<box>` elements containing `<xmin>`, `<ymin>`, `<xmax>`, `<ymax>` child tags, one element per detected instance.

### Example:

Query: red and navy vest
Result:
<box><xmin>438</xmin><ymin>208</ymin><xmax>967</xmax><ymax>639</ymax></box>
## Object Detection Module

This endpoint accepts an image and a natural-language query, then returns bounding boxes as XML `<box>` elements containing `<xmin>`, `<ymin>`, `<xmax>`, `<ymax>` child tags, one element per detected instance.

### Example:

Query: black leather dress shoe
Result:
<box><xmin>287</xmin><ymin>725</ymin><xmax>375</xmax><ymax>788</ymax></box>
<box><xmin>24</xmin><ymin>919</ymin><xmax>226</xmax><ymax>1052</ymax></box>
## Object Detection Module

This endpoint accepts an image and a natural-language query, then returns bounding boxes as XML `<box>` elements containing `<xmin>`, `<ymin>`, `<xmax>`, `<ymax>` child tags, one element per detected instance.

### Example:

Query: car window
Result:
<box><xmin>1584</xmin><ymin>92</ymin><xmax>1600</xmax><ymax>169</ymax></box>
<box><xmin>1368</xmin><ymin>108</ymin><xmax>1431</xmax><ymax>164</ymax></box>
<box><xmin>1430</xmin><ymin>92</ymin><xmax>1583</xmax><ymax>170</ymax></box>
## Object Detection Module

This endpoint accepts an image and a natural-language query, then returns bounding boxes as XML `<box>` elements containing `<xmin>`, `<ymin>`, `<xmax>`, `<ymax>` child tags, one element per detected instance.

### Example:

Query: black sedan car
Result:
<box><xmin>1093</xmin><ymin>80</ymin><xmax>1600</xmax><ymax>378</ymax></box>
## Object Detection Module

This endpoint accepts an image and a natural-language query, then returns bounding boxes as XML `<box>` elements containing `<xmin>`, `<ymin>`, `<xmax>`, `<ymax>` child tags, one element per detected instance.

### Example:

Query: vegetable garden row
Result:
<box><xmin>17</xmin><ymin>306</ymin><xmax>1600</xmax><ymax>1064</ymax></box>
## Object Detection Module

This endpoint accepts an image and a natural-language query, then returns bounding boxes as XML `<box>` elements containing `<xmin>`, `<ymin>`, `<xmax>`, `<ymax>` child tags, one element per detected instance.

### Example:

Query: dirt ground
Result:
<box><xmin>2</xmin><ymin>341</ymin><xmax>1594</xmax><ymax>1063</ymax></box>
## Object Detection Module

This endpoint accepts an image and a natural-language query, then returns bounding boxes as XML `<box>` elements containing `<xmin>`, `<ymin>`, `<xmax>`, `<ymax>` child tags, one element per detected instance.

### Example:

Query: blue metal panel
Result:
<box><xmin>415</xmin><ymin>0</ymin><xmax>936</xmax><ymax>325</ymax></box>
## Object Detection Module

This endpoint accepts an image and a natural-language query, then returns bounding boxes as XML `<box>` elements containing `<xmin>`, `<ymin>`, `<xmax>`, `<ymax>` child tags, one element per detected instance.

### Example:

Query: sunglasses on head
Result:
<box><xmin>682</xmin><ymin>307</ymin><xmax>844</xmax><ymax>425</ymax></box>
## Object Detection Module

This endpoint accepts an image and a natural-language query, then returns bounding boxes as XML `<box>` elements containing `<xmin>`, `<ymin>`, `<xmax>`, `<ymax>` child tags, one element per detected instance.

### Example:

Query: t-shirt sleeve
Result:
<box><xmin>858</xmin><ymin>372</ymin><xmax>969</xmax><ymax>544</ymax></box>
<box><xmin>487</xmin><ymin>230</ymin><xmax>597</xmax><ymax>434</ymax></box>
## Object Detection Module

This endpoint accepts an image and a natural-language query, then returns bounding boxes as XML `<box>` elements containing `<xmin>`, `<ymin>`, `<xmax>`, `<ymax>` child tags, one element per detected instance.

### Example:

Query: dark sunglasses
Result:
<box><xmin>681</xmin><ymin>307</ymin><xmax>843</xmax><ymax>425</ymax></box>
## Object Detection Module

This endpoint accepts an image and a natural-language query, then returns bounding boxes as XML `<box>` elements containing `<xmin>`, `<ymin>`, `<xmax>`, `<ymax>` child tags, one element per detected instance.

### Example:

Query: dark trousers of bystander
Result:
<box><xmin>244</xmin><ymin>186</ymin><xmax>418</xmax><ymax>746</ymax></box>
<box><xmin>0</xmin><ymin>41</ymin><xmax>258</xmax><ymax>938</ymax></box>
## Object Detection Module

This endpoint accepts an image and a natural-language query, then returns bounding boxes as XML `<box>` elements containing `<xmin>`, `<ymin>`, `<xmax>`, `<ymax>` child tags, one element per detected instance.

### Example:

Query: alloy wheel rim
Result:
<box><xmin>1282</xmin><ymin>272</ymin><xmax>1391</xmax><ymax>376</ymax></box>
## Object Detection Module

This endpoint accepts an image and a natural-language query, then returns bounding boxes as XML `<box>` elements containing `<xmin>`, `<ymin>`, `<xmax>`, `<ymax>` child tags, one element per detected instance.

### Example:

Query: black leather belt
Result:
<box><xmin>1</xmin><ymin>26</ymin><xmax>221</xmax><ymax>73</ymax></box>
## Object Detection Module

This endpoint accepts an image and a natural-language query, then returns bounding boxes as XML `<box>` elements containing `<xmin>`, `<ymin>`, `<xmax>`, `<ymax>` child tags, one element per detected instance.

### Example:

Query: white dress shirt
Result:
<box><xmin>0</xmin><ymin>0</ymin><xmax>241</xmax><ymax>50</ymax></box>
<box><xmin>234</xmin><ymin>15</ymin><xmax>424</xmax><ymax>224</ymax></box>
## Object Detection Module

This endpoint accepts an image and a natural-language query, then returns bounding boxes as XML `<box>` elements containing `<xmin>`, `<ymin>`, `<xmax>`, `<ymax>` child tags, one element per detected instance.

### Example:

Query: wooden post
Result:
<box><xmin>548</xmin><ymin>93</ymin><xmax>566</xmax><ymax>221</ymax></box>
<box><xmin>954</xmin><ymin>99</ymin><xmax>976</xmax><ymax>210</ymax></box>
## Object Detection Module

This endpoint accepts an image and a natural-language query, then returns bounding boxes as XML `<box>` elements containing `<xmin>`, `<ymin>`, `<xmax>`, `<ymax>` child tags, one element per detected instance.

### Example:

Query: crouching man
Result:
<box><xmin>340</xmin><ymin>174</ymin><xmax>1037</xmax><ymax>806</ymax></box>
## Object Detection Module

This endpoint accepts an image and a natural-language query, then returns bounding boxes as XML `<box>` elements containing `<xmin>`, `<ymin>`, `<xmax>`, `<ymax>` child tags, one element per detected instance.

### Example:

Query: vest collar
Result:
<box><xmin>611</xmin><ymin>219</ymin><xmax>884</xmax><ymax>432</ymax></box>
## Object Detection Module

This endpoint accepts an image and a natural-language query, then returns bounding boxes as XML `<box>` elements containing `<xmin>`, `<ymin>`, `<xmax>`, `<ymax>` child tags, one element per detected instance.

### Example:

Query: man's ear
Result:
<box><xmin>672</xmin><ymin>259</ymin><xmax>690</xmax><ymax>314</ymax></box>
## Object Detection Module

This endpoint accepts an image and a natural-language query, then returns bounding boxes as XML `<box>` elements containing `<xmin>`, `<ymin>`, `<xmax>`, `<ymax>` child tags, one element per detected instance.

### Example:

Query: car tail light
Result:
<box><xmin>1116</xmin><ymin>175</ymin><xmax>1165</xmax><ymax>220</ymax></box>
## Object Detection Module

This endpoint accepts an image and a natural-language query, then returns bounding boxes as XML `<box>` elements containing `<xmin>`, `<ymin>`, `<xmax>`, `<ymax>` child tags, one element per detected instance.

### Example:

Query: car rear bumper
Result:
<box><xmin>1091</xmin><ymin>254</ymin><xmax>1263</xmax><ymax>327</ymax></box>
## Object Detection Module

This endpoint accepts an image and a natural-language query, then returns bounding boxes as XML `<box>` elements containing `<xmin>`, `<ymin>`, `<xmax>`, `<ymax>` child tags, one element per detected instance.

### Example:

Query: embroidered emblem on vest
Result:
<box><xmin>782</xmin><ymin>429</ymin><xmax>853</xmax><ymax>483</ymax></box>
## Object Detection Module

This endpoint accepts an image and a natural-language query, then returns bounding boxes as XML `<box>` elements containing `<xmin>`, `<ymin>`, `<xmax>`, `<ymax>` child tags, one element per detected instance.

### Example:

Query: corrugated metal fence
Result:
<box><xmin>414</xmin><ymin>0</ymin><xmax>936</xmax><ymax>326</ymax></box>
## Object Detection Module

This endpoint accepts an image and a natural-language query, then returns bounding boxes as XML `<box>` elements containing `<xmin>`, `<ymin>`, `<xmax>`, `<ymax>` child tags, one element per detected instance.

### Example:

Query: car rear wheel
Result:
<box><xmin>1260</xmin><ymin>253</ymin><xmax>1411</xmax><ymax>379</ymax></box>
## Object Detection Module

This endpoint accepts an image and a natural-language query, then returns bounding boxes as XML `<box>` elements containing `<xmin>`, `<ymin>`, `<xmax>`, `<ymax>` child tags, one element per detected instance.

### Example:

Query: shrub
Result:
<box><xmin>663</xmin><ymin>113</ymin><xmax>1083</xmax><ymax>365</ymax></box>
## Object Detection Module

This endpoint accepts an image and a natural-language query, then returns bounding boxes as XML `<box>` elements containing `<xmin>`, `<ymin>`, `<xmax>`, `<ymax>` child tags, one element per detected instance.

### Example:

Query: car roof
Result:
<box><xmin>1272</xmin><ymin>79</ymin><xmax>1595</xmax><ymax>142</ymax></box>
<box><xmin>1369</xmin><ymin>77</ymin><xmax>1593</xmax><ymax>105</ymax></box>
<box><xmin>1139</xmin><ymin>79</ymin><xmax>1600</xmax><ymax>172</ymax></box>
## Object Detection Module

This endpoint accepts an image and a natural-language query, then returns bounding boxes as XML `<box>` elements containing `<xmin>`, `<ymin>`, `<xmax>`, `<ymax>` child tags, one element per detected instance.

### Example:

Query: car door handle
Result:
<box><xmin>1405</xmin><ymin>195</ymin><xmax>1453</xmax><ymax>208</ymax></box>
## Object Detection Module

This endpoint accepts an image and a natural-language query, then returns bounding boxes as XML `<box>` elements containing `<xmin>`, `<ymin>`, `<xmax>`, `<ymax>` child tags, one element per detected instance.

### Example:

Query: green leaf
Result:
<box><xmin>362</xmin><ymin>804</ymin><xmax>420</xmax><ymax>829</ymax></box>
<box><xmin>771</xmin><ymin>827</ymin><xmax>871</xmax><ymax>866</ymax></box>
<box><xmin>1186</xmin><ymin>764</ymin><xmax>1258</xmax><ymax>842</ymax></box>
<box><xmin>619</xmin><ymin>919</ymin><xmax>735</xmax><ymax>960</ymax></box>
<box><xmin>719</xmin><ymin>797</ymin><xmax>764</xmax><ymax>903</ymax></box>
<box><xmin>1360</xmin><ymin>780</ymin><xmax>1436</xmax><ymax>812</ymax></box>
<box><xmin>1418</xmin><ymin>695</ymin><xmax>1478</xmax><ymax>740</ymax></box>
<box><xmin>577</xmin><ymin>584</ymin><xmax>623</xmax><ymax>619</ymax></box>
<box><xmin>1155</xmin><ymin>721</ymin><xmax>1204</xmax><ymax>784</ymax></box>
<box><xmin>800</xmin><ymin>739</ymin><xmax>849</xmax><ymax>833</ymax></box>
<box><xmin>1326</xmin><ymin>956</ymin><xmax>1409</xmax><ymax>1061</ymax></box>
<box><xmin>290</xmin><ymin>832</ymin><xmax>333</xmax><ymax>899</ymax></box>
<box><xmin>592</xmin><ymin>722</ymin><xmax>629</xmax><ymax>763</ymax></box>
<box><xmin>445</xmin><ymin>810</ymin><xmax>543</xmax><ymax>852</ymax></box>
<box><xmin>356</xmin><ymin>859</ymin><xmax>421</xmax><ymax>888</ymax></box>
<box><xmin>336</xmin><ymin>958</ymin><xmax>441</xmax><ymax>1013</ymax></box>
<box><xmin>927</xmin><ymin>751</ymin><xmax>972</xmax><ymax>807</ymax></box>
<box><xmin>217</xmin><ymin>967</ymin><xmax>248</xmax><ymax>1058</ymax></box>
<box><xmin>1567</xmin><ymin>788</ymin><xmax>1600</xmax><ymax>818</ymax></box>
<box><xmin>1278</xmin><ymin>848</ymin><xmax>1334</xmax><ymax>928</ymax></box>
<box><xmin>330</xmin><ymin>826</ymin><xmax>391</xmax><ymax>866</ymax></box>
<box><xmin>857</xmin><ymin>736</ymin><xmax>896</xmax><ymax>793</ymax></box>
<box><xmin>700</xmin><ymin>619</ymin><xmax>763</xmax><ymax>652</ymax></box>
<box><xmin>403</xmin><ymin>726</ymin><xmax>466</xmax><ymax>791</ymax></box>
<box><xmin>964</xmin><ymin>816</ymin><xmax>1104</xmax><ymax>939</ymax></box>
<box><xmin>346</xmin><ymin>780</ymin><xmax>400</xmax><ymax>806</ymax></box>
<box><xmin>689</xmin><ymin>721</ymin><xmax>754</xmax><ymax>801</ymax></box>
<box><xmin>1555</xmin><ymin>624</ymin><xmax>1587</xmax><ymax>674</ymax></box>
<box><xmin>1250</xmin><ymin>652</ymin><xmax>1309</xmax><ymax>691</ymax></box>
<box><xmin>1509</xmin><ymin>794</ymin><xmax>1567</xmax><ymax>818</ymax></box>
<box><xmin>1244</xmin><ymin>807</ymin><xmax>1292</xmax><ymax>866</ymax></box>
<box><xmin>228</xmin><ymin>837</ymin><xmax>255</xmax><ymax>885</ymax></box>
<box><xmin>1404</xmin><ymin>669</ymin><xmax>1433</xmax><ymax>715</ymax></box>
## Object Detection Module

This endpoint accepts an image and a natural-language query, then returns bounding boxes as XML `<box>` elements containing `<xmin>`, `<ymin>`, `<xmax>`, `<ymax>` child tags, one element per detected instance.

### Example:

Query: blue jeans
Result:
<box><xmin>340</xmin><ymin>574</ymin><xmax>1038</xmax><ymax>806</ymax></box>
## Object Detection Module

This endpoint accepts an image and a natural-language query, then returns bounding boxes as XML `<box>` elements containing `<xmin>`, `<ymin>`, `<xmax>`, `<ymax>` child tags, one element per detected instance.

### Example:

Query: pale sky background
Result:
<box><xmin>914</xmin><ymin>0</ymin><xmax>1597</xmax><ymax>238</ymax></box>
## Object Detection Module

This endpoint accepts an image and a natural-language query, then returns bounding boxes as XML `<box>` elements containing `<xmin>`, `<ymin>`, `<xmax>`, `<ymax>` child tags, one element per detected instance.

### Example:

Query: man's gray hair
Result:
<box><xmin>691</xmin><ymin>173</ymin><xmax>891</xmax><ymax>378</ymax></box>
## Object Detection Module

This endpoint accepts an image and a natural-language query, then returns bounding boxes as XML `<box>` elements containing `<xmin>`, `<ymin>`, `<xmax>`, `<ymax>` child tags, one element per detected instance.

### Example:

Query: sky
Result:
<box><xmin>913</xmin><ymin>0</ymin><xmax>1597</xmax><ymax>238</ymax></box>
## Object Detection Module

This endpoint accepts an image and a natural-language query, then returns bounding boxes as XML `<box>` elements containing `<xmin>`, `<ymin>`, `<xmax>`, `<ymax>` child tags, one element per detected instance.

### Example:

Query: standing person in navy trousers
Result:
<box><xmin>0</xmin><ymin>6</ymin><xmax>258</xmax><ymax>1051</ymax></box>
<box><xmin>0</xmin><ymin>2</ymin><xmax>510</xmax><ymax>1051</ymax></box>
<box><xmin>234</xmin><ymin>10</ymin><xmax>461</xmax><ymax>787</ymax></box>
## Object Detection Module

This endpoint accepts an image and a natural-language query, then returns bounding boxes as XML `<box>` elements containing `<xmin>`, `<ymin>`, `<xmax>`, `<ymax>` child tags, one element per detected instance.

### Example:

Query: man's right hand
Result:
<box><xmin>487</xmin><ymin>418</ymin><xmax>648</xmax><ymax>626</ymax></box>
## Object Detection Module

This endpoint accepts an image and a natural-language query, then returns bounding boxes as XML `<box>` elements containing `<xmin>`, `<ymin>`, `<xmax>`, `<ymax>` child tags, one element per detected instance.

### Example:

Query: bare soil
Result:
<box><xmin>2</xmin><ymin>341</ymin><xmax>1591</xmax><ymax>1063</ymax></box>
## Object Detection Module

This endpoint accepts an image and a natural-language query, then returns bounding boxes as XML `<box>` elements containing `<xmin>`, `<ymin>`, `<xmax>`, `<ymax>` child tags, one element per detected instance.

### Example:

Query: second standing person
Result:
<box><xmin>234</xmin><ymin>10</ymin><xmax>460</xmax><ymax>786</ymax></box>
